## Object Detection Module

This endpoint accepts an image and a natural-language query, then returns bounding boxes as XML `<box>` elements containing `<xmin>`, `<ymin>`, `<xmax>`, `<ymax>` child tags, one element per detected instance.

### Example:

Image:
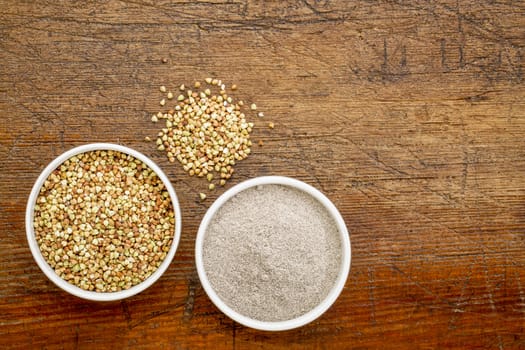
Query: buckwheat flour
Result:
<box><xmin>202</xmin><ymin>184</ymin><xmax>342</xmax><ymax>322</ymax></box>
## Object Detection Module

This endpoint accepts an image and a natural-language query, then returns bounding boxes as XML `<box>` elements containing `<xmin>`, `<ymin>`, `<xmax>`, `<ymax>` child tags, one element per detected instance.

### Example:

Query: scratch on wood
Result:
<box><xmin>183</xmin><ymin>272</ymin><xmax>198</xmax><ymax>322</ymax></box>
<box><xmin>232</xmin><ymin>321</ymin><xmax>236</xmax><ymax>350</ymax></box>
<box><xmin>460</xmin><ymin>120</ymin><xmax>469</xmax><ymax>196</ymax></box>
<box><xmin>6</xmin><ymin>134</ymin><xmax>22</xmax><ymax>160</ymax></box>
<box><xmin>497</xmin><ymin>335</ymin><xmax>504</xmax><ymax>350</ymax></box>
<box><xmin>127</xmin><ymin>301</ymin><xmax>186</xmax><ymax>330</ymax></box>
<box><xmin>400</xmin><ymin>45</ymin><xmax>406</xmax><ymax>68</ymax></box>
<box><xmin>132</xmin><ymin>310</ymin><xmax>170</xmax><ymax>329</ymax></box>
<box><xmin>440</xmin><ymin>38</ymin><xmax>448</xmax><ymax>72</ymax></box>
<box><xmin>456</xmin><ymin>0</ymin><xmax>465</xmax><ymax>69</ymax></box>
<box><xmin>121</xmin><ymin>300</ymin><xmax>132</xmax><ymax>328</ymax></box>
<box><xmin>415</xmin><ymin>209</ymin><xmax>499</xmax><ymax>256</ymax></box>
<box><xmin>301</xmin><ymin>0</ymin><xmax>329</xmax><ymax>16</ymax></box>
<box><xmin>515</xmin><ymin>271</ymin><xmax>525</xmax><ymax>314</ymax></box>
<box><xmin>381</xmin><ymin>38</ymin><xmax>388</xmax><ymax>77</ymax></box>
<box><xmin>122</xmin><ymin>0</ymin><xmax>344</xmax><ymax>31</ymax></box>
<box><xmin>368</xmin><ymin>267</ymin><xmax>377</xmax><ymax>325</ymax></box>
<box><xmin>295</xmin><ymin>140</ymin><xmax>326</xmax><ymax>192</ymax></box>
<box><xmin>74</xmin><ymin>324</ymin><xmax>79</xmax><ymax>350</ymax></box>
<box><xmin>461</xmin><ymin>150</ymin><xmax>469</xmax><ymax>195</ymax></box>
<box><xmin>516</xmin><ymin>49</ymin><xmax>523</xmax><ymax>83</ymax></box>
<box><xmin>59</xmin><ymin>130</ymin><xmax>65</xmax><ymax>151</ymax></box>
<box><xmin>448</xmin><ymin>261</ymin><xmax>473</xmax><ymax>331</ymax></box>
<box><xmin>370</xmin><ymin>149</ymin><xmax>409</xmax><ymax>177</ymax></box>
<box><xmin>505</xmin><ymin>47</ymin><xmax>523</xmax><ymax>84</ymax></box>
<box><xmin>463</xmin><ymin>93</ymin><xmax>490</xmax><ymax>103</ymax></box>
<box><xmin>390</xmin><ymin>264</ymin><xmax>460</xmax><ymax>310</ymax></box>
<box><xmin>458</xmin><ymin>45</ymin><xmax>464</xmax><ymax>69</ymax></box>
<box><xmin>481</xmin><ymin>253</ymin><xmax>497</xmax><ymax>312</ymax></box>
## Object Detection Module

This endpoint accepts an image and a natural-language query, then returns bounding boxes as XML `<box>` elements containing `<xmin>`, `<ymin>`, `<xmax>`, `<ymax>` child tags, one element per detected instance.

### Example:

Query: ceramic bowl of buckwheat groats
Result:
<box><xmin>26</xmin><ymin>143</ymin><xmax>182</xmax><ymax>301</ymax></box>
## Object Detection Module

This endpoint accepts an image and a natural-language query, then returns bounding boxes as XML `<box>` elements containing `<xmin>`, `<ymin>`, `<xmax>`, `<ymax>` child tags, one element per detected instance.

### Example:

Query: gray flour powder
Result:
<box><xmin>202</xmin><ymin>184</ymin><xmax>342</xmax><ymax>322</ymax></box>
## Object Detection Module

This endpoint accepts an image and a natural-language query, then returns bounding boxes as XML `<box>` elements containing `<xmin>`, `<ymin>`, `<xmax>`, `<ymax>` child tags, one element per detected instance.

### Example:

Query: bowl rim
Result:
<box><xmin>195</xmin><ymin>175</ymin><xmax>351</xmax><ymax>331</ymax></box>
<box><xmin>26</xmin><ymin>143</ymin><xmax>182</xmax><ymax>301</ymax></box>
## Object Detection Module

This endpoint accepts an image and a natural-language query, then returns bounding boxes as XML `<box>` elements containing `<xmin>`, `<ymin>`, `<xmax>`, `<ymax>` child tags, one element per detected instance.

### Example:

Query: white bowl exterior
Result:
<box><xmin>195</xmin><ymin>176</ymin><xmax>351</xmax><ymax>331</ymax></box>
<box><xmin>26</xmin><ymin>143</ymin><xmax>182</xmax><ymax>301</ymax></box>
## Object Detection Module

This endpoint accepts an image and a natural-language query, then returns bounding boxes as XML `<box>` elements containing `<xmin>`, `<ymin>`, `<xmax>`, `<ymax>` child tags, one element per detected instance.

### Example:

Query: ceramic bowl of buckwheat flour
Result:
<box><xmin>195</xmin><ymin>176</ymin><xmax>351</xmax><ymax>331</ymax></box>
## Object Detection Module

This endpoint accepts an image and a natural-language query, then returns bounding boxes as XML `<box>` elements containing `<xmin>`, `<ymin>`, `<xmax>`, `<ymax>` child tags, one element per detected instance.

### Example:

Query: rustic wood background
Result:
<box><xmin>1</xmin><ymin>1</ymin><xmax>524</xmax><ymax>348</ymax></box>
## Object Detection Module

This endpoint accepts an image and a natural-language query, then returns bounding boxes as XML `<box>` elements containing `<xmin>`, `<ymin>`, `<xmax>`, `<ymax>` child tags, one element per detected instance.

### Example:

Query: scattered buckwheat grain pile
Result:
<box><xmin>33</xmin><ymin>150</ymin><xmax>175</xmax><ymax>292</ymax></box>
<box><xmin>150</xmin><ymin>78</ymin><xmax>273</xmax><ymax>197</ymax></box>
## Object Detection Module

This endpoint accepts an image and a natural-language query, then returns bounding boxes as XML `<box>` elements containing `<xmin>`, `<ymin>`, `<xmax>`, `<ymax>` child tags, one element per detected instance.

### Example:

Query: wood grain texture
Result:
<box><xmin>0</xmin><ymin>0</ymin><xmax>524</xmax><ymax>348</ymax></box>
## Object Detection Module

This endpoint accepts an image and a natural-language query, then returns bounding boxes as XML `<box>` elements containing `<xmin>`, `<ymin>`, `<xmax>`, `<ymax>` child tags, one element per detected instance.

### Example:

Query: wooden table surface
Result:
<box><xmin>1</xmin><ymin>1</ymin><xmax>524</xmax><ymax>349</ymax></box>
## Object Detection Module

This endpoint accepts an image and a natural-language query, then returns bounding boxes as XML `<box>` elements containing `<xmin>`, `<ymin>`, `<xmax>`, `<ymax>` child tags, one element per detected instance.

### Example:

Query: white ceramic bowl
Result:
<box><xmin>26</xmin><ymin>143</ymin><xmax>182</xmax><ymax>301</ymax></box>
<box><xmin>195</xmin><ymin>176</ymin><xmax>351</xmax><ymax>331</ymax></box>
